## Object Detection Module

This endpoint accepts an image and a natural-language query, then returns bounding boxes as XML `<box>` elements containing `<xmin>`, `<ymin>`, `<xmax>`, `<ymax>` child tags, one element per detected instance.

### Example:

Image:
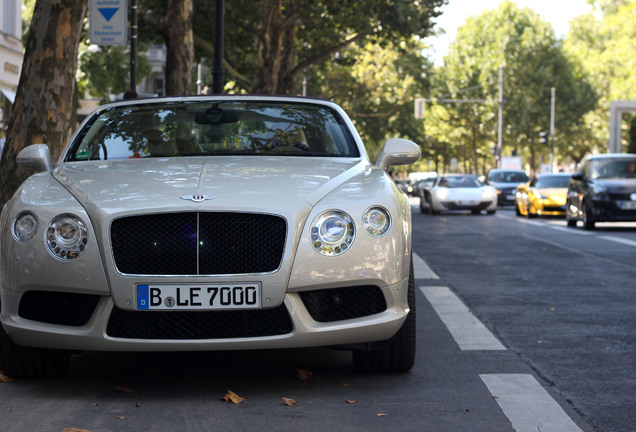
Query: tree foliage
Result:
<box><xmin>564</xmin><ymin>0</ymin><xmax>636</xmax><ymax>156</ymax></box>
<box><xmin>193</xmin><ymin>0</ymin><xmax>446</xmax><ymax>94</ymax></box>
<box><xmin>430</xmin><ymin>1</ymin><xmax>596</xmax><ymax>173</ymax></box>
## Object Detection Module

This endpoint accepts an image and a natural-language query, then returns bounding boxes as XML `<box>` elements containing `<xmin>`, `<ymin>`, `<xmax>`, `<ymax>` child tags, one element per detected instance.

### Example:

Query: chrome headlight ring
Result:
<box><xmin>310</xmin><ymin>210</ymin><xmax>355</xmax><ymax>256</ymax></box>
<box><xmin>362</xmin><ymin>206</ymin><xmax>391</xmax><ymax>238</ymax></box>
<box><xmin>13</xmin><ymin>212</ymin><xmax>39</xmax><ymax>243</ymax></box>
<box><xmin>46</xmin><ymin>214</ymin><xmax>89</xmax><ymax>260</ymax></box>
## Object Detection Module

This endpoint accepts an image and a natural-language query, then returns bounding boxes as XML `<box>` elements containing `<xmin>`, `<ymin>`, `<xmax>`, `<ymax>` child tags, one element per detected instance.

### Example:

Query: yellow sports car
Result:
<box><xmin>515</xmin><ymin>173</ymin><xmax>572</xmax><ymax>217</ymax></box>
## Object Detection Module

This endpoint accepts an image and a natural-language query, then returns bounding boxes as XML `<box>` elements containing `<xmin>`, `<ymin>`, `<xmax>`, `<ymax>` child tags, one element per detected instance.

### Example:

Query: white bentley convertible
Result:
<box><xmin>0</xmin><ymin>96</ymin><xmax>420</xmax><ymax>377</ymax></box>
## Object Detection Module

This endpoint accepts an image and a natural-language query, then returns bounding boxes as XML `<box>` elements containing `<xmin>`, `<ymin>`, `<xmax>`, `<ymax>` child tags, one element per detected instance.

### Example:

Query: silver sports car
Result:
<box><xmin>0</xmin><ymin>95</ymin><xmax>420</xmax><ymax>377</ymax></box>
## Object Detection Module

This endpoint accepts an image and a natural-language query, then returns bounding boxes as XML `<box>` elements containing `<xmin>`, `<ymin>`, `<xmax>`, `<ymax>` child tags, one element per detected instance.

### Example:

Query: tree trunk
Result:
<box><xmin>159</xmin><ymin>0</ymin><xmax>194</xmax><ymax>95</ymax></box>
<box><xmin>0</xmin><ymin>0</ymin><xmax>86</xmax><ymax>210</ymax></box>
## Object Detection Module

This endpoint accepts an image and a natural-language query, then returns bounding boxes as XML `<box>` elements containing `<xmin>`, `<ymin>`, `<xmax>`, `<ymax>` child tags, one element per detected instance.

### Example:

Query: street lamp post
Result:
<box><xmin>212</xmin><ymin>0</ymin><xmax>225</xmax><ymax>94</ymax></box>
<box><xmin>549</xmin><ymin>87</ymin><xmax>555</xmax><ymax>172</ymax></box>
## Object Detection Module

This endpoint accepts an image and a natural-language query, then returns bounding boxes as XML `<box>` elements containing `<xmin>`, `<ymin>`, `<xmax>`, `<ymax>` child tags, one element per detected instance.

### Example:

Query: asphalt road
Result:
<box><xmin>1</xmin><ymin>201</ymin><xmax>634</xmax><ymax>431</ymax></box>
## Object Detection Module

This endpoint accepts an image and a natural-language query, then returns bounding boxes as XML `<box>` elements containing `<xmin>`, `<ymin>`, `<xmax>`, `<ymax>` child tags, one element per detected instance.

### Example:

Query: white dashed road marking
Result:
<box><xmin>419</xmin><ymin>286</ymin><xmax>506</xmax><ymax>351</ymax></box>
<box><xmin>480</xmin><ymin>374</ymin><xmax>584</xmax><ymax>432</ymax></box>
<box><xmin>412</xmin><ymin>252</ymin><xmax>439</xmax><ymax>279</ymax></box>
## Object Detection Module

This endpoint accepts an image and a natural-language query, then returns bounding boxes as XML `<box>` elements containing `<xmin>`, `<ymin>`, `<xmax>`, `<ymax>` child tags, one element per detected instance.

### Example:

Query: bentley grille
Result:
<box><xmin>111</xmin><ymin>212</ymin><xmax>287</xmax><ymax>275</ymax></box>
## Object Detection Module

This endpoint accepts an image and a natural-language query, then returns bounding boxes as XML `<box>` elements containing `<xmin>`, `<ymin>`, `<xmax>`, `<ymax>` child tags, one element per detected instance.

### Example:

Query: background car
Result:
<box><xmin>0</xmin><ymin>96</ymin><xmax>421</xmax><ymax>377</ymax></box>
<box><xmin>413</xmin><ymin>177</ymin><xmax>436</xmax><ymax>213</ymax></box>
<box><xmin>566</xmin><ymin>153</ymin><xmax>636</xmax><ymax>229</ymax></box>
<box><xmin>395</xmin><ymin>179</ymin><xmax>415</xmax><ymax>196</ymax></box>
<box><xmin>485</xmin><ymin>169</ymin><xmax>530</xmax><ymax>206</ymax></box>
<box><xmin>426</xmin><ymin>174</ymin><xmax>497</xmax><ymax>215</ymax></box>
<box><xmin>515</xmin><ymin>173</ymin><xmax>572</xmax><ymax>218</ymax></box>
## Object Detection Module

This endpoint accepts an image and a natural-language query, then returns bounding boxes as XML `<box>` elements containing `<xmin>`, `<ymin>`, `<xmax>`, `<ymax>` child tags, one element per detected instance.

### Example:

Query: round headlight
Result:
<box><xmin>362</xmin><ymin>206</ymin><xmax>391</xmax><ymax>237</ymax></box>
<box><xmin>310</xmin><ymin>210</ymin><xmax>355</xmax><ymax>256</ymax></box>
<box><xmin>13</xmin><ymin>212</ymin><xmax>39</xmax><ymax>243</ymax></box>
<box><xmin>46</xmin><ymin>214</ymin><xmax>88</xmax><ymax>260</ymax></box>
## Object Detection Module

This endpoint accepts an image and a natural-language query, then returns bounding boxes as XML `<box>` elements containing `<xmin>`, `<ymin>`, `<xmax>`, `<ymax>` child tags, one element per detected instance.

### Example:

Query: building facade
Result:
<box><xmin>0</xmin><ymin>0</ymin><xmax>22</xmax><ymax>127</ymax></box>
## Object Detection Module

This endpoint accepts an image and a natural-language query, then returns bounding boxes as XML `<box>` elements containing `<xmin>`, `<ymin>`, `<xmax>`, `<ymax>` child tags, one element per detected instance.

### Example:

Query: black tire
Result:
<box><xmin>583</xmin><ymin>200</ymin><xmax>595</xmax><ymax>230</ymax></box>
<box><xmin>353</xmin><ymin>260</ymin><xmax>416</xmax><ymax>373</ymax></box>
<box><xmin>471</xmin><ymin>209</ymin><xmax>481</xmax><ymax>215</ymax></box>
<box><xmin>487</xmin><ymin>209</ymin><xmax>496</xmax><ymax>215</ymax></box>
<box><xmin>0</xmin><ymin>302</ymin><xmax>70</xmax><ymax>379</ymax></box>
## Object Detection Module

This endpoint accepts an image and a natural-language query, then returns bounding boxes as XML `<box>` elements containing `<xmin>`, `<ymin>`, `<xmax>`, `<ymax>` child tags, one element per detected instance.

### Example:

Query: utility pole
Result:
<box><xmin>212</xmin><ymin>0</ymin><xmax>225</xmax><ymax>94</ymax></box>
<box><xmin>549</xmin><ymin>87</ymin><xmax>556</xmax><ymax>172</ymax></box>
<box><xmin>497</xmin><ymin>65</ymin><xmax>504</xmax><ymax>169</ymax></box>
<box><xmin>129</xmin><ymin>0</ymin><xmax>137</xmax><ymax>93</ymax></box>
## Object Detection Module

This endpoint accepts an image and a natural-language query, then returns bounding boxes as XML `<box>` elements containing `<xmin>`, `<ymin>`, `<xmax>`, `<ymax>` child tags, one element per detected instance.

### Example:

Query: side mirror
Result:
<box><xmin>17</xmin><ymin>144</ymin><xmax>53</xmax><ymax>173</ymax></box>
<box><xmin>571</xmin><ymin>172</ymin><xmax>584</xmax><ymax>181</ymax></box>
<box><xmin>376</xmin><ymin>138</ymin><xmax>421</xmax><ymax>170</ymax></box>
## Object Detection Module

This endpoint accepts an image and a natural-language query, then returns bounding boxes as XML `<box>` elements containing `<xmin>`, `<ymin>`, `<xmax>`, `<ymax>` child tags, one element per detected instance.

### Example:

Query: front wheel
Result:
<box><xmin>0</xmin><ymin>307</ymin><xmax>70</xmax><ymax>379</ymax></box>
<box><xmin>353</xmin><ymin>260</ymin><xmax>416</xmax><ymax>373</ymax></box>
<box><xmin>582</xmin><ymin>200</ymin><xmax>596</xmax><ymax>230</ymax></box>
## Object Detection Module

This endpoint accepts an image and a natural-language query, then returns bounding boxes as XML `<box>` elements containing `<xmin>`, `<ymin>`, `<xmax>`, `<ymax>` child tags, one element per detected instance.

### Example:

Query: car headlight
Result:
<box><xmin>13</xmin><ymin>212</ymin><xmax>39</xmax><ymax>243</ymax></box>
<box><xmin>46</xmin><ymin>214</ymin><xmax>89</xmax><ymax>260</ymax></box>
<box><xmin>434</xmin><ymin>188</ymin><xmax>448</xmax><ymax>200</ymax></box>
<box><xmin>362</xmin><ymin>206</ymin><xmax>391</xmax><ymax>237</ymax></box>
<box><xmin>310</xmin><ymin>210</ymin><xmax>355</xmax><ymax>256</ymax></box>
<box><xmin>590</xmin><ymin>186</ymin><xmax>609</xmax><ymax>200</ymax></box>
<box><xmin>482</xmin><ymin>187</ymin><xmax>497</xmax><ymax>200</ymax></box>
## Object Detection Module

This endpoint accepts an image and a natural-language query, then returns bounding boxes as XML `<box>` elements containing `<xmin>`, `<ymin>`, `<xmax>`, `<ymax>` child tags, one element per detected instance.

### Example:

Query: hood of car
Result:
<box><xmin>536</xmin><ymin>187</ymin><xmax>567</xmax><ymax>199</ymax></box>
<box><xmin>593</xmin><ymin>178</ymin><xmax>636</xmax><ymax>193</ymax></box>
<box><xmin>53</xmin><ymin>156</ymin><xmax>365</xmax><ymax>217</ymax></box>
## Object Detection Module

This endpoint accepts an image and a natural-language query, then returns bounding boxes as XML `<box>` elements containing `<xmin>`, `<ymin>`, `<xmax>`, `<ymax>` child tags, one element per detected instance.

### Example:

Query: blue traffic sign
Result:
<box><xmin>89</xmin><ymin>0</ymin><xmax>127</xmax><ymax>45</ymax></box>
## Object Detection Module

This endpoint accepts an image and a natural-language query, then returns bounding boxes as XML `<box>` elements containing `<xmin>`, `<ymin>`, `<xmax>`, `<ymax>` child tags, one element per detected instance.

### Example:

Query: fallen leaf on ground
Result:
<box><xmin>116</xmin><ymin>416</ymin><xmax>126</xmax><ymax>420</ymax></box>
<box><xmin>295</xmin><ymin>368</ymin><xmax>312</xmax><ymax>381</ymax></box>
<box><xmin>282</xmin><ymin>397</ymin><xmax>297</xmax><ymax>406</ymax></box>
<box><xmin>115</xmin><ymin>385</ymin><xmax>136</xmax><ymax>393</ymax></box>
<box><xmin>464</xmin><ymin>408</ymin><xmax>472</xmax><ymax>412</ymax></box>
<box><xmin>61</xmin><ymin>429</ymin><xmax>91</xmax><ymax>432</ymax></box>
<box><xmin>222</xmin><ymin>390</ymin><xmax>245</xmax><ymax>404</ymax></box>
<box><xmin>135</xmin><ymin>402</ymin><xmax>141</xmax><ymax>408</ymax></box>
<box><xmin>0</xmin><ymin>373</ymin><xmax>15</xmax><ymax>383</ymax></box>
<box><xmin>377</xmin><ymin>413</ymin><xmax>387</xmax><ymax>417</ymax></box>
<box><xmin>346</xmin><ymin>400</ymin><xmax>357</xmax><ymax>404</ymax></box>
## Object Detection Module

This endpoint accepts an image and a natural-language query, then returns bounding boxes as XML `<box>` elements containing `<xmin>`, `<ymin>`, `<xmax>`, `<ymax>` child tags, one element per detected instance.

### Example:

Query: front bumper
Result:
<box><xmin>496</xmin><ymin>188</ymin><xmax>517</xmax><ymax>205</ymax></box>
<box><xmin>1</xmin><ymin>281</ymin><xmax>409</xmax><ymax>352</ymax></box>
<box><xmin>441</xmin><ymin>200</ymin><xmax>497</xmax><ymax>212</ymax></box>
<box><xmin>589</xmin><ymin>198</ymin><xmax>636</xmax><ymax>222</ymax></box>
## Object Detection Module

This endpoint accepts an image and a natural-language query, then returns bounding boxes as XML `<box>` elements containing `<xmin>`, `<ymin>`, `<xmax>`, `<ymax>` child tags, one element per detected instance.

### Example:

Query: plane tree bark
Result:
<box><xmin>0</xmin><ymin>0</ymin><xmax>86</xmax><ymax>209</ymax></box>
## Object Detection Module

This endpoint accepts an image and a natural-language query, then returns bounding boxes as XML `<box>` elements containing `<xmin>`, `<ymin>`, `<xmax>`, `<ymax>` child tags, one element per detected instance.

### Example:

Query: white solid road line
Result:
<box><xmin>412</xmin><ymin>252</ymin><xmax>439</xmax><ymax>279</ymax></box>
<box><xmin>480</xmin><ymin>374</ymin><xmax>583</xmax><ymax>432</ymax></box>
<box><xmin>597</xmin><ymin>235</ymin><xmax>636</xmax><ymax>247</ymax></box>
<box><xmin>419</xmin><ymin>286</ymin><xmax>506</xmax><ymax>351</ymax></box>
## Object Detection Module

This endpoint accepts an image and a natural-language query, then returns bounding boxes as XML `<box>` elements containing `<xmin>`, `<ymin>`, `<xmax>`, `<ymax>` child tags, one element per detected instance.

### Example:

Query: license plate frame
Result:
<box><xmin>137</xmin><ymin>283</ymin><xmax>262</xmax><ymax>310</ymax></box>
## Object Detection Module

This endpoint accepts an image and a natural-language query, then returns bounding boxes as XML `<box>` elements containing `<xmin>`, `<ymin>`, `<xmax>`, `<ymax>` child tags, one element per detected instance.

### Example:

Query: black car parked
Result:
<box><xmin>566</xmin><ymin>153</ymin><xmax>636</xmax><ymax>229</ymax></box>
<box><xmin>485</xmin><ymin>169</ymin><xmax>529</xmax><ymax>206</ymax></box>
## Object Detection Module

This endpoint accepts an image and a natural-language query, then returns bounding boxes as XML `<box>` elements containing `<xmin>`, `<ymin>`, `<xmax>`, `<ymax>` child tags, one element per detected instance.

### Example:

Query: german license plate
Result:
<box><xmin>620</xmin><ymin>201</ymin><xmax>636</xmax><ymax>210</ymax></box>
<box><xmin>137</xmin><ymin>283</ymin><xmax>261</xmax><ymax>310</ymax></box>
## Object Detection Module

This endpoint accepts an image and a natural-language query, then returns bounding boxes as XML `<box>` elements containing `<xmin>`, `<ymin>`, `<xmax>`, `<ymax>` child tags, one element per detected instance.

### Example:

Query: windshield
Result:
<box><xmin>534</xmin><ymin>175</ymin><xmax>571</xmax><ymax>188</ymax></box>
<box><xmin>488</xmin><ymin>171</ymin><xmax>529</xmax><ymax>183</ymax></box>
<box><xmin>438</xmin><ymin>175</ymin><xmax>482</xmax><ymax>188</ymax></box>
<box><xmin>589</xmin><ymin>158</ymin><xmax>636</xmax><ymax>179</ymax></box>
<box><xmin>66</xmin><ymin>101</ymin><xmax>360</xmax><ymax>161</ymax></box>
